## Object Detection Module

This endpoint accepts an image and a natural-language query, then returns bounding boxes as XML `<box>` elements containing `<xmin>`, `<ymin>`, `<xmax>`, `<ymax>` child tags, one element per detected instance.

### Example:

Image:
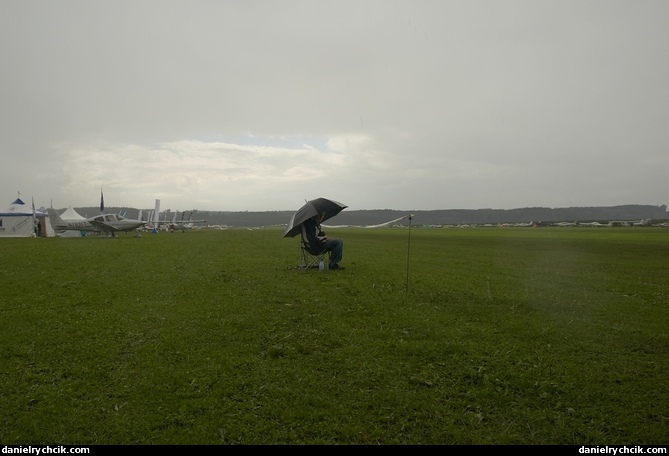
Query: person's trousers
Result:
<box><xmin>326</xmin><ymin>238</ymin><xmax>343</xmax><ymax>266</ymax></box>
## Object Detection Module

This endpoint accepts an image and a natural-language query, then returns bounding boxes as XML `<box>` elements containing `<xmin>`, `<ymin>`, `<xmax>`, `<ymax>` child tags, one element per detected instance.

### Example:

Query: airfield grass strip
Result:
<box><xmin>0</xmin><ymin>228</ymin><xmax>667</xmax><ymax>444</ymax></box>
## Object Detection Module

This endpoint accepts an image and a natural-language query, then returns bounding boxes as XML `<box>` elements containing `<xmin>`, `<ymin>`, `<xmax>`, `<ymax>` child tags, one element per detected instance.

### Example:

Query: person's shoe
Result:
<box><xmin>330</xmin><ymin>264</ymin><xmax>345</xmax><ymax>270</ymax></box>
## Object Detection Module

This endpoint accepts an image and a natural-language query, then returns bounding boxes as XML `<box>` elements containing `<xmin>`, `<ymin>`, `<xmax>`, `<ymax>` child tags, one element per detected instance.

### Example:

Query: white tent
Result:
<box><xmin>60</xmin><ymin>206</ymin><xmax>86</xmax><ymax>221</ymax></box>
<box><xmin>0</xmin><ymin>197</ymin><xmax>55</xmax><ymax>238</ymax></box>
<box><xmin>55</xmin><ymin>205</ymin><xmax>88</xmax><ymax>237</ymax></box>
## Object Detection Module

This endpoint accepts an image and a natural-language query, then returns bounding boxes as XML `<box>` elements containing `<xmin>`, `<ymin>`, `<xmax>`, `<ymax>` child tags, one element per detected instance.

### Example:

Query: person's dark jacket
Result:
<box><xmin>303</xmin><ymin>217</ymin><xmax>326</xmax><ymax>249</ymax></box>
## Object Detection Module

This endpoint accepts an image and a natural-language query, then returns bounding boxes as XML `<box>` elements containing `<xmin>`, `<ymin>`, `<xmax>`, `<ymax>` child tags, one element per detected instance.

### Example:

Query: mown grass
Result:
<box><xmin>0</xmin><ymin>227</ymin><xmax>667</xmax><ymax>444</ymax></box>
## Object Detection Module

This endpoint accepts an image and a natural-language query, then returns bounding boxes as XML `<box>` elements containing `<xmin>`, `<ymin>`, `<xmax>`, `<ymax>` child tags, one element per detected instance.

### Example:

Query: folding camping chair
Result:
<box><xmin>299</xmin><ymin>224</ymin><xmax>330</xmax><ymax>271</ymax></box>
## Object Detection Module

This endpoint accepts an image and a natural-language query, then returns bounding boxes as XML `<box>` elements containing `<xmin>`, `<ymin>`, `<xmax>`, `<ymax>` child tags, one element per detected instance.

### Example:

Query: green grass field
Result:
<box><xmin>1</xmin><ymin>227</ymin><xmax>667</xmax><ymax>444</ymax></box>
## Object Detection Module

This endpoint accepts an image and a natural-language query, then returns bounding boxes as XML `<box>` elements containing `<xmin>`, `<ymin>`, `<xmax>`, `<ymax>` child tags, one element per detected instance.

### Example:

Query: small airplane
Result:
<box><xmin>554</xmin><ymin>220</ymin><xmax>578</xmax><ymax>227</ymax></box>
<box><xmin>47</xmin><ymin>190</ymin><xmax>146</xmax><ymax>237</ymax></box>
<box><xmin>88</xmin><ymin>212</ymin><xmax>146</xmax><ymax>236</ymax></box>
<box><xmin>499</xmin><ymin>221</ymin><xmax>534</xmax><ymax>227</ymax></box>
<box><xmin>609</xmin><ymin>218</ymin><xmax>652</xmax><ymax>227</ymax></box>
<box><xmin>163</xmin><ymin>210</ymin><xmax>200</xmax><ymax>232</ymax></box>
<box><xmin>579</xmin><ymin>221</ymin><xmax>613</xmax><ymax>227</ymax></box>
<box><xmin>48</xmin><ymin>208</ymin><xmax>146</xmax><ymax>237</ymax></box>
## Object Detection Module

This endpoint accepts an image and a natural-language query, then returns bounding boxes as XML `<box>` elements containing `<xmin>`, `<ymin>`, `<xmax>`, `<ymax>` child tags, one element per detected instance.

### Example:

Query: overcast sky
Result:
<box><xmin>1</xmin><ymin>1</ymin><xmax>667</xmax><ymax>213</ymax></box>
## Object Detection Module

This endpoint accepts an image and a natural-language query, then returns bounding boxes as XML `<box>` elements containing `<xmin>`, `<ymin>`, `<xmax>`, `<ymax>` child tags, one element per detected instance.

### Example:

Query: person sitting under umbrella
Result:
<box><xmin>303</xmin><ymin>211</ymin><xmax>344</xmax><ymax>270</ymax></box>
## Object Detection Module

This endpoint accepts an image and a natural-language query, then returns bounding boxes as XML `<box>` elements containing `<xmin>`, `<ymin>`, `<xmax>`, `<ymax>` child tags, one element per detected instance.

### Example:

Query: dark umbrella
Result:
<box><xmin>283</xmin><ymin>197</ymin><xmax>347</xmax><ymax>238</ymax></box>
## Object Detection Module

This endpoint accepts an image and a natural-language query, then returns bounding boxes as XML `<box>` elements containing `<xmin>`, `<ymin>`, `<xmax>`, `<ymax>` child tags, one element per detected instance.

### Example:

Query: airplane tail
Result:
<box><xmin>152</xmin><ymin>199</ymin><xmax>160</xmax><ymax>234</ymax></box>
<box><xmin>46</xmin><ymin>208</ymin><xmax>68</xmax><ymax>230</ymax></box>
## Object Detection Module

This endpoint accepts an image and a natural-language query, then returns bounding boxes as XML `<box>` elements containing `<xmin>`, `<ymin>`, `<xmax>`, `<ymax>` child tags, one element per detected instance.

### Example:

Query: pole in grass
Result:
<box><xmin>406</xmin><ymin>214</ymin><xmax>413</xmax><ymax>293</ymax></box>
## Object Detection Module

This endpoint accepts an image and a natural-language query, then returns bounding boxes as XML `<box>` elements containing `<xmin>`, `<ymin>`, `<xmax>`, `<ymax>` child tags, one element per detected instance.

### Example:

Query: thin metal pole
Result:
<box><xmin>406</xmin><ymin>215</ymin><xmax>413</xmax><ymax>293</ymax></box>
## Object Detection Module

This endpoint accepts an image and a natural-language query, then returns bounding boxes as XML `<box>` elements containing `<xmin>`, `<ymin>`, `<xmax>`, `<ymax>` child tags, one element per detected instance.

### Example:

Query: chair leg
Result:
<box><xmin>299</xmin><ymin>247</ymin><xmax>329</xmax><ymax>271</ymax></box>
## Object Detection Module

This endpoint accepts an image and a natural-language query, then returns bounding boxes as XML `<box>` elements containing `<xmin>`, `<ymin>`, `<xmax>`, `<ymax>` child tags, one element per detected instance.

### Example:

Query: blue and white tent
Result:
<box><xmin>0</xmin><ymin>198</ymin><xmax>54</xmax><ymax>237</ymax></box>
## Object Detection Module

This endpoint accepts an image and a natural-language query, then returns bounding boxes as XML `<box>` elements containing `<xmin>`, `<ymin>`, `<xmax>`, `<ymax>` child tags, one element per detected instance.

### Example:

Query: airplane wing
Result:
<box><xmin>88</xmin><ymin>219</ymin><xmax>121</xmax><ymax>233</ymax></box>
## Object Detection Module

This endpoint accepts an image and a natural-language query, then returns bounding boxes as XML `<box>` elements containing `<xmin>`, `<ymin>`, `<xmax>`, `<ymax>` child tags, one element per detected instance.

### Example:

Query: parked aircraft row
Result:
<box><xmin>445</xmin><ymin>218</ymin><xmax>659</xmax><ymax>228</ymax></box>
<box><xmin>143</xmin><ymin>209</ymin><xmax>206</xmax><ymax>232</ymax></box>
<box><xmin>49</xmin><ymin>192</ymin><xmax>206</xmax><ymax>237</ymax></box>
<box><xmin>554</xmin><ymin>218</ymin><xmax>652</xmax><ymax>227</ymax></box>
<box><xmin>48</xmin><ymin>208</ymin><xmax>145</xmax><ymax>237</ymax></box>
